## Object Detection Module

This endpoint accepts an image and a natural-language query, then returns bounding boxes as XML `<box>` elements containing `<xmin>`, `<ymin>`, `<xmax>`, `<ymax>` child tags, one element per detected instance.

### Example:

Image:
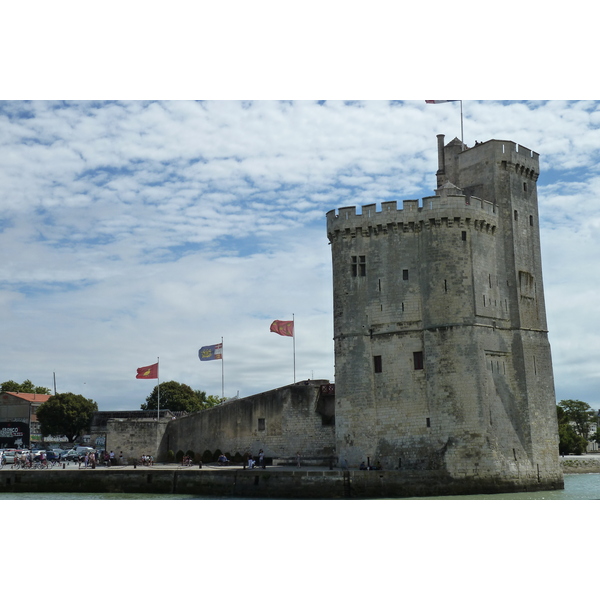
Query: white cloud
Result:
<box><xmin>1</xmin><ymin>100</ymin><xmax>599</xmax><ymax>412</ymax></box>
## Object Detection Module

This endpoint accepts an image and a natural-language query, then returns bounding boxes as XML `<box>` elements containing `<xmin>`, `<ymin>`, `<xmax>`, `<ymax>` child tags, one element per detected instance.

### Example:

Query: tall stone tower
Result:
<box><xmin>326</xmin><ymin>135</ymin><xmax>563</xmax><ymax>493</ymax></box>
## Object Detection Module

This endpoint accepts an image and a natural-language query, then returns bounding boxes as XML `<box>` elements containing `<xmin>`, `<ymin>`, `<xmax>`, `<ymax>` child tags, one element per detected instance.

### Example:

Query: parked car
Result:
<box><xmin>3</xmin><ymin>450</ymin><xmax>22</xmax><ymax>464</ymax></box>
<box><xmin>61</xmin><ymin>450</ymin><xmax>81</xmax><ymax>462</ymax></box>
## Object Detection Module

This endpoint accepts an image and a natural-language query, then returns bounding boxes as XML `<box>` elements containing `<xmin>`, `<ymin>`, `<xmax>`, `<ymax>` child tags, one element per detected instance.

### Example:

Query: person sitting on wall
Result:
<box><xmin>217</xmin><ymin>454</ymin><xmax>229</xmax><ymax>465</ymax></box>
<box><xmin>359</xmin><ymin>462</ymin><xmax>367</xmax><ymax>470</ymax></box>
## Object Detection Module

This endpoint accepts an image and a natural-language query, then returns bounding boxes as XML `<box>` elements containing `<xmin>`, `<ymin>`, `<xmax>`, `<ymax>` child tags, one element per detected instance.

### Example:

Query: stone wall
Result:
<box><xmin>106</xmin><ymin>418</ymin><xmax>171</xmax><ymax>462</ymax></box>
<box><xmin>0</xmin><ymin>468</ymin><xmax>565</xmax><ymax>499</ymax></box>
<box><xmin>159</xmin><ymin>381</ymin><xmax>335</xmax><ymax>463</ymax></box>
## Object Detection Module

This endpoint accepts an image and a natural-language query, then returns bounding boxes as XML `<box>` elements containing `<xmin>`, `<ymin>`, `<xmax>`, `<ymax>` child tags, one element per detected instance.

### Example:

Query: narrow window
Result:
<box><xmin>359</xmin><ymin>255</ymin><xmax>366</xmax><ymax>276</ymax></box>
<box><xmin>444</xmin><ymin>279</ymin><xmax>447</xmax><ymax>293</ymax></box>
<box><xmin>258</xmin><ymin>418</ymin><xmax>266</xmax><ymax>431</ymax></box>
<box><xmin>351</xmin><ymin>256</ymin><xmax>357</xmax><ymax>277</ymax></box>
<box><xmin>373</xmin><ymin>355</ymin><xmax>382</xmax><ymax>373</ymax></box>
<box><xmin>402</xmin><ymin>269</ymin><xmax>409</xmax><ymax>281</ymax></box>
<box><xmin>514</xmin><ymin>210</ymin><xmax>518</xmax><ymax>221</ymax></box>
<box><xmin>462</xmin><ymin>230</ymin><xmax>467</xmax><ymax>241</ymax></box>
<box><xmin>529</xmin><ymin>215</ymin><xmax>534</xmax><ymax>226</ymax></box>
<box><xmin>523</xmin><ymin>182</ymin><xmax>527</xmax><ymax>192</ymax></box>
<box><xmin>413</xmin><ymin>351</ymin><xmax>424</xmax><ymax>370</ymax></box>
<box><xmin>426</xmin><ymin>417</ymin><xmax>431</xmax><ymax>428</ymax></box>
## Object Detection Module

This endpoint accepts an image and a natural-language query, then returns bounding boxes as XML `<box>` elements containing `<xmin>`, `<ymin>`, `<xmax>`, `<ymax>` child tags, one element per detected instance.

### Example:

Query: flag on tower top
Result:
<box><xmin>270</xmin><ymin>320</ymin><xmax>294</xmax><ymax>337</ymax></box>
<box><xmin>426</xmin><ymin>100</ymin><xmax>459</xmax><ymax>104</ymax></box>
<box><xmin>136</xmin><ymin>363</ymin><xmax>158</xmax><ymax>379</ymax></box>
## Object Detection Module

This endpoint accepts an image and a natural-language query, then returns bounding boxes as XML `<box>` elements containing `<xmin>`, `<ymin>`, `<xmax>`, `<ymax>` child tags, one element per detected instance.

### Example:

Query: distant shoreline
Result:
<box><xmin>561</xmin><ymin>455</ymin><xmax>600</xmax><ymax>473</ymax></box>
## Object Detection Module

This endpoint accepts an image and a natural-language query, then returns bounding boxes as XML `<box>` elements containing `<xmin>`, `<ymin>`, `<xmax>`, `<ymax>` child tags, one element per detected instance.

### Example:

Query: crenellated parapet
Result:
<box><xmin>327</xmin><ymin>185</ymin><xmax>498</xmax><ymax>240</ymax></box>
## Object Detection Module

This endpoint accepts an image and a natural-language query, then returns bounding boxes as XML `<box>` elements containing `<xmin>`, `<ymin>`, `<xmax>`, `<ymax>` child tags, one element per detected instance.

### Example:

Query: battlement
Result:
<box><xmin>459</xmin><ymin>139</ymin><xmax>540</xmax><ymax>180</ymax></box>
<box><xmin>327</xmin><ymin>188</ymin><xmax>498</xmax><ymax>237</ymax></box>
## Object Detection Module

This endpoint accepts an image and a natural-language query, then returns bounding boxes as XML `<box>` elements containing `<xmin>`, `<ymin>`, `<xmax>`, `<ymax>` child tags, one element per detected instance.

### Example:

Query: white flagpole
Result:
<box><xmin>292</xmin><ymin>314</ymin><xmax>296</xmax><ymax>383</ymax></box>
<box><xmin>221</xmin><ymin>337</ymin><xmax>224</xmax><ymax>400</ymax></box>
<box><xmin>157</xmin><ymin>356</ymin><xmax>160</xmax><ymax>420</ymax></box>
<box><xmin>460</xmin><ymin>100</ymin><xmax>464</xmax><ymax>146</ymax></box>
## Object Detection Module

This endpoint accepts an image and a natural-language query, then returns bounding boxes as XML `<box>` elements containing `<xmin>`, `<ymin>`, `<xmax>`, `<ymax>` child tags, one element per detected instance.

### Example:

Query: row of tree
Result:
<box><xmin>1</xmin><ymin>379</ymin><xmax>222</xmax><ymax>443</ymax></box>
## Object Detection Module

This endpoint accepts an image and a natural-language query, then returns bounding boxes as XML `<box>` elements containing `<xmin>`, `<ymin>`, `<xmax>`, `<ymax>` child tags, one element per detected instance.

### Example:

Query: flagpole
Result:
<box><xmin>157</xmin><ymin>356</ymin><xmax>160</xmax><ymax>420</ymax></box>
<box><xmin>221</xmin><ymin>337</ymin><xmax>224</xmax><ymax>400</ymax></box>
<box><xmin>292</xmin><ymin>314</ymin><xmax>296</xmax><ymax>383</ymax></box>
<box><xmin>460</xmin><ymin>100</ymin><xmax>464</xmax><ymax>146</ymax></box>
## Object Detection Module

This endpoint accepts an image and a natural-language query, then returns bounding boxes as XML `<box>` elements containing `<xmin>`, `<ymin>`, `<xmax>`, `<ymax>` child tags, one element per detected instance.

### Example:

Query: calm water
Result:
<box><xmin>0</xmin><ymin>472</ymin><xmax>598</xmax><ymax>500</ymax></box>
<box><xmin>407</xmin><ymin>473</ymin><xmax>600</xmax><ymax>500</ymax></box>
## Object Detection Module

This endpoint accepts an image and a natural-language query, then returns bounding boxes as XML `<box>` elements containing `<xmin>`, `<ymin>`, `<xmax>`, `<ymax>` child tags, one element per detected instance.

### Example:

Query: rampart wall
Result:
<box><xmin>159</xmin><ymin>381</ymin><xmax>335</xmax><ymax>463</ymax></box>
<box><xmin>106</xmin><ymin>419</ymin><xmax>170</xmax><ymax>462</ymax></box>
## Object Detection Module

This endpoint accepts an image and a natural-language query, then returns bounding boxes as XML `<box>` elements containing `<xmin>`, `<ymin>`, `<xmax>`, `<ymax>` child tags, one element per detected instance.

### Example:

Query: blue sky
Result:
<box><xmin>1</xmin><ymin>99</ymin><xmax>599</xmax><ymax>412</ymax></box>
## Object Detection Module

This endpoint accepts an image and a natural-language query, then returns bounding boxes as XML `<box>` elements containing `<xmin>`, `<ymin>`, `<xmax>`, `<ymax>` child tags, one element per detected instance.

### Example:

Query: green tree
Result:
<box><xmin>140</xmin><ymin>381</ymin><xmax>213</xmax><ymax>413</ymax></box>
<box><xmin>205</xmin><ymin>395</ymin><xmax>224</xmax><ymax>408</ymax></box>
<box><xmin>557</xmin><ymin>405</ymin><xmax>588</xmax><ymax>455</ymax></box>
<box><xmin>36</xmin><ymin>392</ymin><xmax>98</xmax><ymax>443</ymax></box>
<box><xmin>1</xmin><ymin>379</ymin><xmax>51</xmax><ymax>394</ymax></box>
<box><xmin>558</xmin><ymin>399</ymin><xmax>596</xmax><ymax>440</ymax></box>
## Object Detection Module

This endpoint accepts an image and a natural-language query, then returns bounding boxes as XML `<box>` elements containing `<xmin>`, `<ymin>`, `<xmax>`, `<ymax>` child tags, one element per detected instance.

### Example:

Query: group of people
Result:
<box><xmin>246</xmin><ymin>449</ymin><xmax>266</xmax><ymax>469</ymax></box>
<box><xmin>14</xmin><ymin>450</ymin><xmax>49</xmax><ymax>468</ymax></box>
<box><xmin>79</xmin><ymin>450</ymin><xmax>124</xmax><ymax>468</ymax></box>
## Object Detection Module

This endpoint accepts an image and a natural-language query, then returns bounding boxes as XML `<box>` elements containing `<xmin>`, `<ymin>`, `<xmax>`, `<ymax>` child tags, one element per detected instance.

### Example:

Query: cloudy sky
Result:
<box><xmin>1</xmin><ymin>98</ymin><xmax>599</xmax><ymax>412</ymax></box>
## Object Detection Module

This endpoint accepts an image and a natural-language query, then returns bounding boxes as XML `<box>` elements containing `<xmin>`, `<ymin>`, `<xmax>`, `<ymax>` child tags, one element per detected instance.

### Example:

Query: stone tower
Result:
<box><xmin>326</xmin><ymin>135</ymin><xmax>563</xmax><ymax>493</ymax></box>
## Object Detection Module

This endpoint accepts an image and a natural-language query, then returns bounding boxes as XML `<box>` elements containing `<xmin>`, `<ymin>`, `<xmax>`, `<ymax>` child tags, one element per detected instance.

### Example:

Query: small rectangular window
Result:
<box><xmin>514</xmin><ymin>210</ymin><xmax>518</xmax><ymax>221</ymax></box>
<box><xmin>529</xmin><ymin>215</ymin><xmax>533</xmax><ymax>226</ymax></box>
<box><xmin>462</xmin><ymin>231</ymin><xmax>467</xmax><ymax>241</ymax></box>
<box><xmin>359</xmin><ymin>256</ymin><xmax>366</xmax><ymax>276</ymax></box>
<box><xmin>426</xmin><ymin>418</ymin><xmax>431</xmax><ymax>428</ymax></box>
<box><xmin>413</xmin><ymin>351</ymin><xmax>423</xmax><ymax>370</ymax></box>
<box><xmin>402</xmin><ymin>269</ymin><xmax>409</xmax><ymax>281</ymax></box>
<box><xmin>374</xmin><ymin>355</ymin><xmax>382</xmax><ymax>373</ymax></box>
<box><xmin>258</xmin><ymin>418</ymin><xmax>265</xmax><ymax>431</ymax></box>
<box><xmin>351</xmin><ymin>256</ymin><xmax>357</xmax><ymax>277</ymax></box>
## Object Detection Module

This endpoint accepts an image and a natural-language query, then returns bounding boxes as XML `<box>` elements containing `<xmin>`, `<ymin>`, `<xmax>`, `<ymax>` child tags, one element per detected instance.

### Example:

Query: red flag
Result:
<box><xmin>270</xmin><ymin>320</ymin><xmax>294</xmax><ymax>337</ymax></box>
<box><xmin>425</xmin><ymin>100</ymin><xmax>459</xmax><ymax>104</ymax></box>
<box><xmin>136</xmin><ymin>362</ymin><xmax>158</xmax><ymax>379</ymax></box>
